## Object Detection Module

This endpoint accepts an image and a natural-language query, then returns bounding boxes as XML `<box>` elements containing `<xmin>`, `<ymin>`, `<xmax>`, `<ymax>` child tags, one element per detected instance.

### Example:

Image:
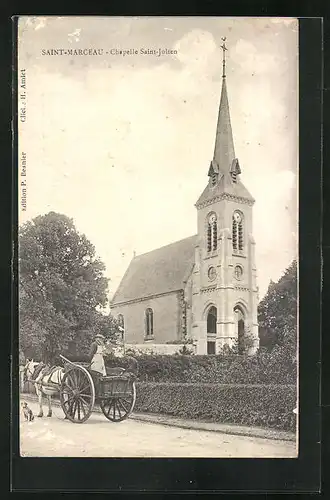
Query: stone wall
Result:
<box><xmin>111</xmin><ymin>291</ymin><xmax>183</xmax><ymax>344</ymax></box>
<box><xmin>125</xmin><ymin>343</ymin><xmax>197</xmax><ymax>355</ymax></box>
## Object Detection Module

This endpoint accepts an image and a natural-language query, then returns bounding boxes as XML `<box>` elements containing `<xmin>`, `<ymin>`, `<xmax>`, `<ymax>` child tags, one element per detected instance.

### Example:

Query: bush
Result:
<box><xmin>130</xmin><ymin>350</ymin><xmax>296</xmax><ymax>385</ymax></box>
<box><xmin>135</xmin><ymin>382</ymin><xmax>297</xmax><ymax>432</ymax></box>
<box><xmin>177</xmin><ymin>345</ymin><xmax>194</xmax><ymax>355</ymax></box>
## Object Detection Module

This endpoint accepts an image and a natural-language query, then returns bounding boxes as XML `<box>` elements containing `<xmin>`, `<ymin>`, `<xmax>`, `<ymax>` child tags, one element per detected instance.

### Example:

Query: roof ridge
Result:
<box><xmin>110</xmin><ymin>254</ymin><xmax>136</xmax><ymax>304</ymax></box>
<box><xmin>111</xmin><ymin>234</ymin><xmax>198</xmax><ymax>305</ymax></box>
<box><xmin>134</xmin><ymin>234</ymin><xmax>197</xmax><ymax>259</ymax></box>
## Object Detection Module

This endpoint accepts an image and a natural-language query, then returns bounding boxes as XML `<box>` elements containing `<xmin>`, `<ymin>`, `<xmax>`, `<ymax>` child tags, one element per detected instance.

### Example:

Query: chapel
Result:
<box><xmin>110</xmin><ymin>43</ymin><xmax>259</xmax><ymax>355</ymax></box>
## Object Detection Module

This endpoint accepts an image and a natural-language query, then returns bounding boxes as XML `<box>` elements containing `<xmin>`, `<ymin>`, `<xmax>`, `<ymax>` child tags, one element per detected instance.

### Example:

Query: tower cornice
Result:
<box><xmin>195</xmin><ymin>192</ymin><xmax>255</xmax><ymax>210</ymax></box>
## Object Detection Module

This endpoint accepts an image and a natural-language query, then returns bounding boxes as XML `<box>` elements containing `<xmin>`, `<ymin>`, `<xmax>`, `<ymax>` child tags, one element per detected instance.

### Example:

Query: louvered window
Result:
<box><xmin>232</xmin><ymin>211</ymin><xmax>244</xmax><ymax>253</ymax></box>
<box><xmin>207</xmin><ymin>223</ymin><xmax>212</xmax><ymax>252</ymax></box>
<box><xmin>232</xmin><ymin>220</ymin><xmax>238</xmax><ymax>252</ymax></box>
<box><xmin>207</xmin><ymin>214</ymin><xmax>217</xmax><ymax>252</ymax></box>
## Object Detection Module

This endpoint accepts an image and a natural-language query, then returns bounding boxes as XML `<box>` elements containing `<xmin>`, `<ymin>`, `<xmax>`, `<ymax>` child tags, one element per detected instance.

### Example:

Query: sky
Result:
<box><xmin>18</xmin><ymin>16</ymin><xmax>298</xmax><ymax>302</ymax></box>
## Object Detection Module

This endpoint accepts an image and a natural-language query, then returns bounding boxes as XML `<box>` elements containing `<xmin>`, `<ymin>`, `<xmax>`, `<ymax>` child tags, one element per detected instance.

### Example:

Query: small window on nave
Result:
<box><xmin>145</xmin><ymin>308</ymin><xmax>154</xmax><ymax>338</ymax></box>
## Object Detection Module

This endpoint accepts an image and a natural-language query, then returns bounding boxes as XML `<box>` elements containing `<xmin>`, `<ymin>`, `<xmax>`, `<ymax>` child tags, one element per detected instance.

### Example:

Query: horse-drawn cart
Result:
<box><xmin>59</xmin><ymin>355</ymin><xmax>137</xmax><ymax>423</ymax></box>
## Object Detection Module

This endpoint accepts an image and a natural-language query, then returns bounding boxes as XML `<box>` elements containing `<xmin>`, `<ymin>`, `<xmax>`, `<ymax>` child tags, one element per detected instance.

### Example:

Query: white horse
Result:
<box><xmin>23</xmin><ymin>359</ymin><xmax>65</xmax><ymax>418</ymax></box>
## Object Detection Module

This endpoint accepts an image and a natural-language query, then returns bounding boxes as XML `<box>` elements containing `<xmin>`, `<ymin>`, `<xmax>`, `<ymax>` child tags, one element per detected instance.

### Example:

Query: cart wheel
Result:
<box><xmin>100</xmin><ymin>381</ymin><xmax>136</xmax><ymax>422</ymax></box>
<box><xmin>60</xmin><ymin>366</ymin><xmax>95</xmax><ymax>423</ymax></box>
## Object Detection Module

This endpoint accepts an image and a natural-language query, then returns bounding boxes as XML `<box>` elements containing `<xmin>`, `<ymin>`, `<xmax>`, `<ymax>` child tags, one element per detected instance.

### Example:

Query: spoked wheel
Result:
<box><xmin>60</xmin><ymin>366</ymin><xmax>95</xmax><ymax>423</ymax></box>
<box><xmin>100</xmin><ymin>380</ymin><xmax>136</xmax><ymax>422</ymax></box>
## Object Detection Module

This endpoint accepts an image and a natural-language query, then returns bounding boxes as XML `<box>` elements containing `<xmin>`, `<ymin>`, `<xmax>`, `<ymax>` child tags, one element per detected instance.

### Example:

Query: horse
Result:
<box><xmin>23</xmin><ymin>353</ymin><xmax>139</xmax><ymax>419</ymax></box>
<box><xmin>23</xmin><ymin>359</ymin><xmax>66</xmax><ymax>418</ymax></box>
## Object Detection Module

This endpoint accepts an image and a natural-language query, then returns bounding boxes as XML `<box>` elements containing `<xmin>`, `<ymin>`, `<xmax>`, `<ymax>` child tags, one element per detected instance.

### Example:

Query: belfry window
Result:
<box><xmin>207</xmin><ymin>213</ymin><xmax>218</xmax><ymax>252</ymax></box>
<box><xmin>232</xmin><ymin>211</ymin><xmax>244</xmax><ymax>253</ymax></box>
<box><xmin>145</xmin><ymin>308</ymin><xmax>154</xmax><ymax>338</ymax></box>
<box><xmin>211</xmin><ymin>172</ymin><xmax>218</xmax><ymax>186</ymax></box>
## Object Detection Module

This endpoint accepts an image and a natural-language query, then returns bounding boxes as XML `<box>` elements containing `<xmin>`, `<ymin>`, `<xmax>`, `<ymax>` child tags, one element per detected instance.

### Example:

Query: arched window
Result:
<box><xmin>118</xmin><ymin>314</ymin><xmax>124</xmax><ymax>328</ymax></box>
<box><xmin>232</xmin><ymin>211</ymin><xmax>244</xmax><ymax>253</ymax></box>
<box><xmin>207</xmin><ymin>213</ymin><xmax>218</xmax><ymax>252</ymax></box>
<box><xmin>234</xmin><ymin>306</ymin><xmax>245</xmax><ymax>354</ymax></box>
<box><xmin>145</xmin><ymin>308</ymin><xmax>153</xmax><ymax>338</ymax></box>
<box><xmin>207</xmin><ymin>306</ymin><xmax>217</xmax><ymax>334</ymax></box>
<box><xmin>207</xmin><ymin>306</ymin><xmax>217</xmax><ymax>355</ymax></box>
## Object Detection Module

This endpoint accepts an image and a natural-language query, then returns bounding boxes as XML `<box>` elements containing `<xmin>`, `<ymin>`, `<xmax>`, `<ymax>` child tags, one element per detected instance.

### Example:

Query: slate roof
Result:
<box><xmin>111</xmin><ymin>235</ymin><xmax>197</xmax><ymax>305</ymax></box>
<box><xmin>195</xmin><ymin>71</ymin><xmax>254</xmax><ymax>208</ymax></box>
<box><xmin>212</xmin><ymin>77</ymin><xmax>235</xmax><ymax>174</ymax></box>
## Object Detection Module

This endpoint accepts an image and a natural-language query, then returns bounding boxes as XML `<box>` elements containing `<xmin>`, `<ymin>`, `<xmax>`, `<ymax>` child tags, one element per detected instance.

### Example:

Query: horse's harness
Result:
<box><xmin>32</xmin><ymin>362</ymin><xmax>46</xmax><ymax>381</ymax></box>
<box><xmin>26</xmin><ymin>362</ymin><xmax>63</xmax><ymax>388</ymax></box>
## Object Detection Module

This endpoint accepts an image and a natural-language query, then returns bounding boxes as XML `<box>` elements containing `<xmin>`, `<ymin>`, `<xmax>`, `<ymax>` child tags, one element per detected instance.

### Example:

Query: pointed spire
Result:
<box><xmin>211</xmin><ymin>39</ymin><xmax>236</xmax><ymax>174</ymax></box>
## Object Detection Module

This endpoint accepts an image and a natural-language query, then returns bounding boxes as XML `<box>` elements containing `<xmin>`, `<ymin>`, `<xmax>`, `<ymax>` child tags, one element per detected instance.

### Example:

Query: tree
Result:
<box><xmin>218</xmin><ymin>326</ymin><xmax>256</xmax><ymax>356</ymax></box>
<box><xmin>19</xmin><ymin>284</ymin><xmax>72</xmax><ymax>362</ymax></box>
<box><xmin>19</xmin><ymin>212</ymin><xmax>116</xmax><ymax>362</ymax></box>
<box><xmin>258</xmin><ymin>260</ymin><xmax>297</xmax><ymax>350</ymax></box>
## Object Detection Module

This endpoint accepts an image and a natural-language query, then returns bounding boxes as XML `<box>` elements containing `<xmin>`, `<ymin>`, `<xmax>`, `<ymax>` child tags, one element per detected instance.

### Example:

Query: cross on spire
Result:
<box><xmin>211</xmin><ymin>37</ymin><xmax>235</xmax><ymax>173</ymax></box>
<box><xmin>220</xmin><ymin>37</ymin><xmax>227</xmax><ymax>78</ymax></box>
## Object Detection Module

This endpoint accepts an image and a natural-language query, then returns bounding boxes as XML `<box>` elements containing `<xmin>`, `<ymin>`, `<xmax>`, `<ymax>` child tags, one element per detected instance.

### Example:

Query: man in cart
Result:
<box><xmin>89</xmin><ymin>328</ymin><xmax>138</xmax><ymax>381</ymax></box>
<box><xmin>89</xmin><ymin>333</ymin><xmax>107</xmax><ymax>377</ymax></box>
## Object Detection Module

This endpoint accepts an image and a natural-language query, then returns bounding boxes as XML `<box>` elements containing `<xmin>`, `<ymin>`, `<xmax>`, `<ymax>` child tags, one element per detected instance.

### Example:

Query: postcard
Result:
<box><xmin>17</xmin><ymin>16</ymin><xmax>298</xmax><ymax>458</ymax></box>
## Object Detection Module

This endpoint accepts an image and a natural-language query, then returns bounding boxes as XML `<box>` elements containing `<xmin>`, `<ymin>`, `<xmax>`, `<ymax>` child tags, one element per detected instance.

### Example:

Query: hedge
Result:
<box><xmin>135</xmin><ymin>382</ymin><xmax>297</xmax><ymax>432</ymax></box>
<box><xmin>114</xmin><ymin>349</ymin><xmax>296</xmax><ymax>385</ymax></box>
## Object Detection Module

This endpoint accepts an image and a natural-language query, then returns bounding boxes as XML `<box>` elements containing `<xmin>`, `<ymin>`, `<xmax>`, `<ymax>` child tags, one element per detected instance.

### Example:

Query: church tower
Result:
<box><xmin>191</xmin><ymin>39</ymin><xmax>259</xmax><ymax>355</ymax></box>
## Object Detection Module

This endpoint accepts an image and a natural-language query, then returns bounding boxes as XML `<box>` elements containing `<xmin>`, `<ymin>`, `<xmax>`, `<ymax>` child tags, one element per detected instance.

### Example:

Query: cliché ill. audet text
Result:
<box><xmin>19</xmin><ymin>69</ymin><xmax>26</xmax><ymax>123</ymax></box>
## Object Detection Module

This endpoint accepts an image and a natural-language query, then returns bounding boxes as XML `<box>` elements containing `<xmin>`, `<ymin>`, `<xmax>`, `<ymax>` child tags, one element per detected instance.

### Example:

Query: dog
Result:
<box><xmin>21</xmin><ymin>401</ymin><xmax>34</xmax><ymax>422</ymax></box>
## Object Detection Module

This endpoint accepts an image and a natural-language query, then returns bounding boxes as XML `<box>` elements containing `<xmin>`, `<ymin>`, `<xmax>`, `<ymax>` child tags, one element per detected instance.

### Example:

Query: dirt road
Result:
<box><xmin>19</xmin><ymin>400</ymin><xmax>297</xmax><ymax>458</ymax></box>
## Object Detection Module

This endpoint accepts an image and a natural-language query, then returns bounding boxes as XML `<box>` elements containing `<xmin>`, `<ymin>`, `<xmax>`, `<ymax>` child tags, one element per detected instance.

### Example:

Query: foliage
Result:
<box><xmin>219</xmin><ymin>327</ymin><xmax>256</xmax><ymax>356</ymax></box>
<box><xmin>128</xmin><ymin>351</ymin><xmax>296</xmax><ymax>385</ymax></box>
<box><xmin>19</xmin><ymin>212</ymin><xmax>117</xmax><ymax>363</ymax></box>
<box><xmin>164</xmin><ymin>338</ymin><xmax>196</xmax><ymax>355</ymax></box>
<box><xmin>258</xmin><ymin>260</ymin><xmax>297</xmax><ymax>349</ymax></box>
<box><xmin>135</xmin><ymin>382</ymin><xmax>297</xmax><ymax>431</ymax></box>
<box><xmin>177</xmin><ymin>344</ymin><xmax>194</xmax><ymax>355</ymax></box>
<box><xmin>19</xmin><ymin>284</ymin><xmax>73</xmax><ymax>362</ymax></box>
<box><xmin>104</xmin><ymin>354</ymin><xmax>139</xmax><ymax>376</ymax></box>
